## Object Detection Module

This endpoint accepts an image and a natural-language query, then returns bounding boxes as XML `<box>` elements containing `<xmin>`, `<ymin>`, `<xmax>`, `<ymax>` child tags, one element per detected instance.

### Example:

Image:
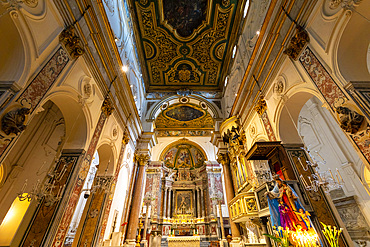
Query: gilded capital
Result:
<box><xmin>134</xmin><ymin>153</ymin><xmax>150</xmax><ymax>166</ymax></box>
<box><xmin>59</xmin><ymin>26</ymin><xmax>85</xmax><ymax>59</ymax></box>
<box><xmin>283</xmin><ymin>26</ymin><xmax>309</xmax><ymax>60</ymax></box>
<box><xmin>101</xmin><ymin>98</ymin><xmax>115</xmax><ymax>116</ymax></box>
<box><xmin>122</xmin><ymin>132</ymin><xmax>130</xmax><ymax>145</ymax></box>
<box><xmin>217</xmin><ymin>153</ymin><xmax>230</xmax><ymax>166</ymax></box>
<box><xmin>255</xmin><ymin>95</ymin><xmax>267</xmax><ymax>115</ymax></box>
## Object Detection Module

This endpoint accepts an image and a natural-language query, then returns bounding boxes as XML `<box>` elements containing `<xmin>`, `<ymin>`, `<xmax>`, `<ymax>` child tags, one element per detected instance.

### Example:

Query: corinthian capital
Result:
<box><xmin>217</xmin><ymin>153</ymin><xmax>230</xmax><ymax>166</ymax></box>
<box><xmin>134</xmin><ymin>153</ymin><xmax>150</xmax><ymax>166</ymax></box>
<box><xmin>101</xmin><ymin>98</ymin><xmax>115</xmax><ymax>117</ymax></box>
<box><xmin>122</xmin><ymin>132</ymin><xmax>130</xmax><ymax>145</ymax></box>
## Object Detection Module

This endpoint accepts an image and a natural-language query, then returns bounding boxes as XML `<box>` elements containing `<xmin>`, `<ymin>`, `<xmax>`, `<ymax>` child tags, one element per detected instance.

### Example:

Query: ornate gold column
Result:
<box><xmin>125</xmin><ymin>153</ymin><xmax>149</xmax><ymax>244</ymax></box>
<box><xmin>217</xmin><ymin>153</ymin><xmax>241</xmax><ymax>240</ymax></box>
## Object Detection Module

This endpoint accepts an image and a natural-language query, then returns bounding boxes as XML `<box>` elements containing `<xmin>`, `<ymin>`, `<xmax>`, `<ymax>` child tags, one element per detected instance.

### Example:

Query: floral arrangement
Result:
<box><xmin>321</xmin><ymin>222</ymin><xmax>343</xmax><ymax>247</ymax></box>
<box><xmin>264</xmin><ymin>226</ymin><xmax>291</xmax><ymax>247</ymax></box>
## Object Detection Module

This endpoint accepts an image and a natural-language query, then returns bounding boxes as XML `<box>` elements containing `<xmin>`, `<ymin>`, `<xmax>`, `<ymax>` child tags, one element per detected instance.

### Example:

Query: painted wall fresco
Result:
<box><xmin>163</xmin><ymin>0</ymin><xmax>207</xmax><ymax>37</ymax></box>
<box><xmin>155</xmin><ymin>103</ymin><xmax>214</xmax><ymax>130</ymax></box>
<box><xmin>161</xmin><ymin>141</ymin><xmax>206</xmax><ymax>169</ymax></box>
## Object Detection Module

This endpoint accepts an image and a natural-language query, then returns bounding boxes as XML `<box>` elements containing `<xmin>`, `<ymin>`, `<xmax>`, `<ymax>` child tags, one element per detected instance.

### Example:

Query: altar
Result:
<box><xmin>167</xmin><ymin>236</ymin><xmax>200</xmax><ymax>247</ymax></box>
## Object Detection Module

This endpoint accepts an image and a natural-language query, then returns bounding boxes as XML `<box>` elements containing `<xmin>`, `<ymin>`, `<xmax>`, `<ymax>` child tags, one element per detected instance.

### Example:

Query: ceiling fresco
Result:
<box><xmin>161</xmin><ymin>140</ymin><xmax>207</xmax><ymax>169</ymax></box>
<box><xmin>155</xmin><ymin>103</ymin><xmax>214</xmax><ymax>130</ymax></box>
<box><xmin>129</xmin><ymin>0</ymin><xmax>242</xmax><ymax>92</ymax></box>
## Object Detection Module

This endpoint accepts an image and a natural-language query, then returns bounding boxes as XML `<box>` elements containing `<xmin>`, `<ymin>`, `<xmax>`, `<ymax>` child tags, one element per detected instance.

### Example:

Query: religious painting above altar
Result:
<box><xmin>175</xmin><ymin>191</ymin><xmax>193</xmax><ymax>216</ymax></box>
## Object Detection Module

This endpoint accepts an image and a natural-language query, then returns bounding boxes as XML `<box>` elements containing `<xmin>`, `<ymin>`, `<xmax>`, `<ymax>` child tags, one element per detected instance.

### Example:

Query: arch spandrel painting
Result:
<box><xmin>161</xmin><ymin>140</ymin><xmax>207</xmax><ymax>169</ymax></box>
<box><xmin>155</xmin><ymin>103</ymin><xmax>214</xmax><ymax>130</ymax></box>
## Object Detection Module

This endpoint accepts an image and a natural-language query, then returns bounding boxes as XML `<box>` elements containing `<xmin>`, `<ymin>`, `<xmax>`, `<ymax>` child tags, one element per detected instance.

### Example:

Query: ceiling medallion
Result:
<box><xmin>179</xmin><ymin>97</ymin><xmax>189</xmax><ymax>104</ymax></box>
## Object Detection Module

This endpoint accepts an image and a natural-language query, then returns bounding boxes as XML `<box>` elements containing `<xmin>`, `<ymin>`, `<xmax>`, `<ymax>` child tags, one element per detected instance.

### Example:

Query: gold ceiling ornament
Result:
<box><xmin>255</xmin><ymin>95</ymin><xmax>267</xmax><ymax>115</ymax></box>
<box><xmin>59</xmin><ymin>26</ymin><xmax>85</xmax><ymax>60</ymax></box>
<box><xmin>155</xmin><ymin>103</ymin><xmax>214</xmax><ymax>130</ymax></box>
<box><xmin>134</xmin><ymin>153</ymin><xmax>150</xmax><ymax>166</ymax></box>
<box><xmin>101</xmin><ymin>98</ymin><xmax>115</xmax><ymax>117</ymax></box>
<box><xmin>217</xmin><ymin>153</ymin><xmax>230</xmax><ymax>166</ymax></box>
<box><xmin>284</xmin><ymin>26</ymin><xmax>310</xmax><ymax>60</ymax></box>
<box><xmin>131</xmin><ymin>0</ymin><xmax>240</xmax><ymax>91</ymax></box>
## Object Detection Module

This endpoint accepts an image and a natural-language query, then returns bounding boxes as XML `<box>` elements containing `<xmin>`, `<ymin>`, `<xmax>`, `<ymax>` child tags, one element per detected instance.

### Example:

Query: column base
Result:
<box><xmin>124</xmin><ymin>239</ymin><xmax>136</xmax><ymax>247</ymax></box>
<box><xmin>141</xmin><ymin>239</ymin><xmax>148</xmax><ymax>247</ymax></box>
<box><xmin>230</xmin><ymin>237</ymin><xmax>242</xmax><ymax>247</ymax></box>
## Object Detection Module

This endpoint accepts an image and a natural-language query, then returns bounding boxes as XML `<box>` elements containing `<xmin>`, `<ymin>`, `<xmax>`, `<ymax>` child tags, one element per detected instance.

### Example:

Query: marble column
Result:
<box><xmin>141</xmin><ymin>203</ymin><xmax>150</xmax><ymax>245</ymax></box>
<box><xmin>167</xmin><ymin>189</ymin><xmax>172</xmax><ymax>218</ymax></box>
<box><xmin>260</xmin><ymin>217</ymin><xmax>272</xmax><ymax>247</ymax></box>
<box><xmin>217</xmin><ymin>153</ymin><xmax>241</xmax><ymax>240</ymax></box>
<box><xmin>218</xmin><ymin>201</ymin><xmax>226</xmax><ymax>241</ymax></box>
<box><xmin>200</xmin><ymin>189</ymin><xmax>205</xmax><ymax>218</ymax></box>
<box><xmin>196</xmin><ymin>189</ymin><xmax>201</xmax><ymax>218</ymax></box>
<box><xmin>125</xmin><ymin>154</ymin><xmax>149</xmax><ymax>244</ymax></box>
<box><xmin>162</xmin><ymin>188</ymin><xmax>168</xmax><ymax>219</ymax></box>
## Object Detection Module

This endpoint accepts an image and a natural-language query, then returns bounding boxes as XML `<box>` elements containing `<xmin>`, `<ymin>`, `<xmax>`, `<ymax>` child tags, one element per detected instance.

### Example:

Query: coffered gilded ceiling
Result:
<box><xmin>129</xmin><ymin>0</ymin><xmax>243</xmax><ymax>92</ymax></box>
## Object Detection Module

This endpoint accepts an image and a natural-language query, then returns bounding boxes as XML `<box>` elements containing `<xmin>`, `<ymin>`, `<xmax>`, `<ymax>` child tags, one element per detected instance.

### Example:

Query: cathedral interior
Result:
<box><xmin>0</xmin><ymin>0</ymin><xmax>370</xmax><ymax>246</ymax></box>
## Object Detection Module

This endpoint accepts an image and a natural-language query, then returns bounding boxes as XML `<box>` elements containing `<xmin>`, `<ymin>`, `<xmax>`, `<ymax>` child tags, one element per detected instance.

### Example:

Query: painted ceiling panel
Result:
<box><xmin>129</xmin><ymin>0</ymin><xmax>242</xmax><ymax>92</ymax></box>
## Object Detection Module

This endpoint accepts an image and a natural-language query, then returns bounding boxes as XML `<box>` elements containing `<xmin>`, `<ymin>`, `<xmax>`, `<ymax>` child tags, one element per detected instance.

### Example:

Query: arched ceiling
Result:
<box><xmin>128</xmin><ymin>0</ymin><xmax>244</xmax><ymax>93</ymax></box>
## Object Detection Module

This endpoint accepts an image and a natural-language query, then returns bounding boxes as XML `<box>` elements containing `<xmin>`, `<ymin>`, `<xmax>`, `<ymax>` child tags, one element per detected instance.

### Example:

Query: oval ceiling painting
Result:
<box><xmin>161</xmin><ymin>140</ymin><xmax>207</xmax><ymax>169</ymax></box>
<box><xmin>155</xmin><ymin>103</ymin><xmax>214</xmax><ymax>130</ymax></box>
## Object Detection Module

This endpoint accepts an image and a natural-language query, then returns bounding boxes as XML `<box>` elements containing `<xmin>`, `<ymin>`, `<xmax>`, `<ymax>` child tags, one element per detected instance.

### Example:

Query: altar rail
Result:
<box><xmin>167</xmin><ymin>236</ymin><xmax>200</xmax><ymax>247</ymax></box>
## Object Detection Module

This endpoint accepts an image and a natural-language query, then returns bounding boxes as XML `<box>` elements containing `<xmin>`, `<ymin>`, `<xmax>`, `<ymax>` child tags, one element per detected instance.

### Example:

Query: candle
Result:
<box><xmin>329</xmin><ymin>168</ymin><xmax>335</xmax><ymax>181</ymax></box>
<box><xmin>336</xmin><ymin>168</ymin><xmax>344</xmax><ymax>182</ymax></box>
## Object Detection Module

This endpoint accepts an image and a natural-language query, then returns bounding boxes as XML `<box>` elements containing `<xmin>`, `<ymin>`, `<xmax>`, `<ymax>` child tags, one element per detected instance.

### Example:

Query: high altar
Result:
<box><xmin>142</xmin><ymin>140</ymin><xmax>229</xmax><ymax>245</ymax></box>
